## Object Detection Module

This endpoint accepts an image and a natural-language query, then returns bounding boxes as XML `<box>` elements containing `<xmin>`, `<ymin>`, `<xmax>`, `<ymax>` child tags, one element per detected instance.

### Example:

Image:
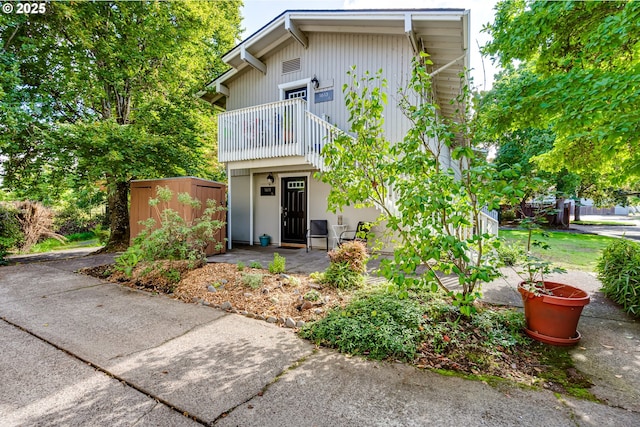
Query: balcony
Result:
<box><xmin>217</xmin><ymin>98</ymin><xmax>341</xmax><ymax>169</ymax></box>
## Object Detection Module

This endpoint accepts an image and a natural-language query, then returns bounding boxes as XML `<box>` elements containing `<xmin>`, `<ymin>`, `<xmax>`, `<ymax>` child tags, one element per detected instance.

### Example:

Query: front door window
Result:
<box><xmin>285</xmin><ymin>87</ymin><xmax>307</xmax><ymax>100</ymax></box>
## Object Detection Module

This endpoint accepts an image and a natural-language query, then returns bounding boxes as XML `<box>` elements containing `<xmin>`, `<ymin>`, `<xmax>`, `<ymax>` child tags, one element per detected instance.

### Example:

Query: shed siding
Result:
<box><xmin>226</xmin><ymin>33</ymin><xmax>414</xmax><ymax>143</ymax></box>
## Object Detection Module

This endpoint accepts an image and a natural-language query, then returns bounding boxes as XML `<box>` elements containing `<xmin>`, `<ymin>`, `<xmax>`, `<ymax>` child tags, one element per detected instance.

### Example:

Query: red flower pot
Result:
<box><xmin>518</xmin><ymin>281</ymin><xmax>590</xmax><ymax>346</ymax></box>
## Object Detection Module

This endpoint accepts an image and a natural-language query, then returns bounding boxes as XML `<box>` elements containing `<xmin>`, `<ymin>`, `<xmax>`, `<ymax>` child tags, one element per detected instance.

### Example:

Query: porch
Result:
<box><xmin>218</xmin><ymin>98</ymin><xmax>343</xmax><ymax>169</ymax></box>
<box><xmin>206</xmin><ymin>244</ymin><xmax>387</xmax><ymax>278</ymax></box>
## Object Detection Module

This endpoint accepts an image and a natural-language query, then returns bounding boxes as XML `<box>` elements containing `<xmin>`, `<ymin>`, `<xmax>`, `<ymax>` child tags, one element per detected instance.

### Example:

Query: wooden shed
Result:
<box><xmin>130</xmin><ymin>177</ymin><xmax>227</xmax><ymax>255</ymax></box>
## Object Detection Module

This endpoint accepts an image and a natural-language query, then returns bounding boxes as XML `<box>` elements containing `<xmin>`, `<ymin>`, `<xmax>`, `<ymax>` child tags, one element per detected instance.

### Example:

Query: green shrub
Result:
<box><xmin>324</xmin><ymin>261</ymin><xmax>365</xmax><ymax>289</ymax></box>
<box><xmin>268</xmin><ymin>252</ymin><xmax>286</xmax><ymax>274</ymax></box>
<box><xmin>304</xmin><ymin>290</ymin><xmax>321</xmax><ymax>301</ymax></box>
<box><xmin>496</xmin><ymin>242</ymin><xmax>525</xmax><ymax>266</ymax></box>
<box><xmin>242</xmin><ymin>273</ymin><xmax>264</xmax><ymax>289</ymax></box>
<box><xmin>91</xmin><ymin>224</ymin><xmax>110</xmax><ymax>245</ymax></box>
<box><xmin>322</xmin><ymin>241</ymin><xmax>369</xmax><ymax>289</ymax></box>
<box><xmin>501</xmin><ymin>209</ymin><xmax>516</xmax><ymax>222</ymax></box>
<box><xmin>0</xmin><ymin>204</ymin><xmax>23</xmax><ymax>264</ymax></box>
<box><xmin>300</xmin><ymin>288</ymin><xmax>426</xmax><ymax>361</ymax></box>
<box><xmin>249</xmin><ymin>261</ymin><xmax>263</xmax><ymax>269</ymax></box>
<box><xmin>115</xmin><ymin>186</ymin><xmax>226</xmax><ymax>273</ymax></box>
<box><xmin>237</xmin><ymin>261</ymin><xmax>245</xmax><ymax>271</ymax></box>
<box><xmin>115</xmin><ymin>246</ymin><xmax>144</xmax><ymax>277</ymax></box>
<box><xmin>54</xmin><ymin>205</ymin><xmax>104</xmax><ymax>236</ymax></box>
<box><xmin>309</xmin><ymin>271</ymin><xmax>325</xmax><ymax>282</ymax></box>
<box><xmin>328</xmin><ymin>240</ymin><xmax>368</xmax><ymax>273</ymax></box>
<box><xmin>596</xmin><ymin>239</ymin><xmax>640</xmax><ymax>317</ymax></box>
<box><xmin>164</xmin><ymin>268</ymin><xmax>182</xmax><ymax>284</ymax></box>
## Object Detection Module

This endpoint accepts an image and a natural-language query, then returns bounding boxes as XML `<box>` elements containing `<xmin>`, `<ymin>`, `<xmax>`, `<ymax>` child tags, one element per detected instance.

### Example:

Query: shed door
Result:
<box><xmin>195</xmin><ymin>185</ymin><xmax>226</xmax><ymax>255</ymax></box>
<box><xmin>281</xmin><ymin>177</ymin><xmax>307</xmax><ymax>244</ymax></box>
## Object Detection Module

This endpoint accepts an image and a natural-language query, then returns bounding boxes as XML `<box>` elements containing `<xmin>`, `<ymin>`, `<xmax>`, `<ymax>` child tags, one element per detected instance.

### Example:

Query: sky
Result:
<box><xmin>240</xmin><ymin>0</ymin><xmax>501</xmax><ymax>91</ymax></box>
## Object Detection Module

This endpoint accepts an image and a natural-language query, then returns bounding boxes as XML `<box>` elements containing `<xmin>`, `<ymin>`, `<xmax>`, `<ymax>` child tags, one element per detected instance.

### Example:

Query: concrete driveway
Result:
<box><xmin>1</xmin><ymin>254</ymin><xmax>639</xmax><ymax>426</ymax></box>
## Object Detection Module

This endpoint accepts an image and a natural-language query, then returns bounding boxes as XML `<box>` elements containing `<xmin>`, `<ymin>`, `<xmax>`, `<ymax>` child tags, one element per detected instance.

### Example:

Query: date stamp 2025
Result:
<box><xmin>2</xmin><ymin>2</ymin><xmax>47</xmax><ymax>15</ymax></box>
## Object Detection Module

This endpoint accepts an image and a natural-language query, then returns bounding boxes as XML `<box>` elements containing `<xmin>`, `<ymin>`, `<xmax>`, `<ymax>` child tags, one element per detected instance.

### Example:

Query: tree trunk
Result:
<box><xmin>104</xmin><ymin>180</ymin><xmax>130</xmax><ymax>251</ymax></box>
<box><xmin>553</xmin><ymin>197</ymin><xmax>566</xmax><ymax>228</ymax></box>
<box><xmin>574</xmin><ymin>201</ymin><xmax>581</xmax><ymax>222</ymax></box>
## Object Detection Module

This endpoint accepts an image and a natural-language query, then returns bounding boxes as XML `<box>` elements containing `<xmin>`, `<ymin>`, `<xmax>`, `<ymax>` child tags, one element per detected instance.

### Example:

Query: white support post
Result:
<box><xmin>249</xmin><ymin>170</ymin><xmax>254</xmax><ymax>245</ymax></box>
<box><xmin>227</xmin><ymin>165</ymin><xmax>232</xmax><ymax>250</ymax></box>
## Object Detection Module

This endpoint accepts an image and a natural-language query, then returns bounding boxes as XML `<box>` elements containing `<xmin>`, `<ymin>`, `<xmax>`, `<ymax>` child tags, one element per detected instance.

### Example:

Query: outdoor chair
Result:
<box><xmin>306</xmin><ymin>220</ymin><xmax>329</xmax><ymax>252</ymax></box>
<box><xmin>339</xmin><ymin>221</ymin><xmax>371</xmax><ymax>246</ymax></box>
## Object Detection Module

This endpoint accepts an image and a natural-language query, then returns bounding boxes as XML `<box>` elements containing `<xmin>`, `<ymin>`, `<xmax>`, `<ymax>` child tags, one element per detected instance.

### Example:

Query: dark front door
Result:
<box><xmin>281</xmin><ymin>177</ymin><xmax>307</xmax><ymax>244</ymax></box>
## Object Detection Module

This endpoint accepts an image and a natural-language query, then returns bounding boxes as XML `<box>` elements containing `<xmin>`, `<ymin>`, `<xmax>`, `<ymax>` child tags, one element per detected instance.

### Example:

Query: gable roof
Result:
<box><xmin>202</xmin><ymin>9</ymin><xmax>470</xmax><ymax>118</ymax></box>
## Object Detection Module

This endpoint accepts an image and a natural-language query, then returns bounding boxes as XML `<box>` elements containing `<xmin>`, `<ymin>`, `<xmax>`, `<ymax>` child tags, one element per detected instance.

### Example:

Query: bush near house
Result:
<box><xmin>12</xmin><ymin>201</ymin><xmax>67</xmax><ymax>252</ymax></box>
<box><xmin>596</xmin><ymin>239</ymin><xmax>640</xmax><ymax>317</ymax></box>
<box><xmin>0</xmin><ymin>204</ymin><xmax>23</xmax><ymax>263</ymax></box>
<box><xmin>114</xmin><ymin>186</ymin><xmax>226</xmax><ymax>287</ymax></box>
<box><xmin>323</xmin><ymin>240</ymin><xmax>368</xmax><ymax>289</ymax></box>
<box><xmin>268</xmin><ymin>252</ymin><xmax>286</xmax><ymax>274</ymax></box>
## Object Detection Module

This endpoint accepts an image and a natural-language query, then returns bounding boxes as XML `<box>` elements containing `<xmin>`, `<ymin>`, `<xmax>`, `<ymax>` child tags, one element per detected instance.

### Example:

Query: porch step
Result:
<box><xmin>279</xmin><ymin>243</ymin><xmax>306</xmax><ymax>249</ymax></box>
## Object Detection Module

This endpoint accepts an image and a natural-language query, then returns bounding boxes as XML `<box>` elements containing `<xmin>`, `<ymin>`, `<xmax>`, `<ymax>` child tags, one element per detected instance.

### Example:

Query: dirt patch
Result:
<box><xmin>81</xmin><ymin>261</ymin><xmax>351</xmax><ymax>324</ymax></box>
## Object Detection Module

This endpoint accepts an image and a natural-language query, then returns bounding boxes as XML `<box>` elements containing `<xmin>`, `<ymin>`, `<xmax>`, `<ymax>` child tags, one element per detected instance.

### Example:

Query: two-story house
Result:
<box><xmin>202</xmin><ymin>9</ymin><xmax>471</xmax><ymax>249</ymax></box>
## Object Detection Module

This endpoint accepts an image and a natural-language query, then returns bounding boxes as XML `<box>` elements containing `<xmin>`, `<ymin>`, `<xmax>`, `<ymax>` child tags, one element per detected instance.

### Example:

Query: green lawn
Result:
<box><xmin>28</xmin><ymin>236</ymin><xmax>101</xmax><ymax>253</ymax></box>
<box><xmin>500</xmin><ymin>229</ymin><xmax>617</xmax><ymax>272</ymax></box>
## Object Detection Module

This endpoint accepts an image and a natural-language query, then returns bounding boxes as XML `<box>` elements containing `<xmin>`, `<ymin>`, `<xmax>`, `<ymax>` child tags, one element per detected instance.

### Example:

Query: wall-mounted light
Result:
<box><xmin>311</xmin><ymin>75</ymin><xmax>319</xmax><ymax>90</ymax></box>
<box><xmin>267</xmin><ymin>173</ymin><xmax>274</xmax><ymax>185</ymax></box>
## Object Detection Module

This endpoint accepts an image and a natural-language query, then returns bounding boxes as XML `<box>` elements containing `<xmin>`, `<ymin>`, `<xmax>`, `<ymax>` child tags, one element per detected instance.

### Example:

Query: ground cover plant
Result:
<box><xmin>300</xmin><ymin>284</ymin><xmax>593</xmax><ymax>397</ymax></box>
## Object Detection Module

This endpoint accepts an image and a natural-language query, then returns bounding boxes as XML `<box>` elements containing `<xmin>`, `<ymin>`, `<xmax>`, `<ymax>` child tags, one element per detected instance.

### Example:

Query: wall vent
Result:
<box><xmin>230</xmin><ymin>169</ymin><xmax>250</xmax><ymax>177</ymax></box>
<box><xmin>282</xmin><ymin>58</ymin><xmax>301</xmax><ymax>74</ymax></box>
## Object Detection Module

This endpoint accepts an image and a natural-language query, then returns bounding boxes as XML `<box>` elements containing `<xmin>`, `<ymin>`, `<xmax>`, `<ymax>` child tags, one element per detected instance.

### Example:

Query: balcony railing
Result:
<box><xmin>218</xmin><ymin>98</ymin><xmax>304</xmax><ymax>162</ymax></box>
<box><xmin>219</xmin><ymin>98</ymin><xmax>343</xmax><ymax>165</ymax></box>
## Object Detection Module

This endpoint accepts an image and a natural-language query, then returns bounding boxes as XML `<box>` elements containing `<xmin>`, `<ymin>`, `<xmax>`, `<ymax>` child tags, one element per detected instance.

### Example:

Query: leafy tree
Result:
<box><xmin>0</xmin><ymin>1</ymin><xmax>241</xmax><ymax>250</ymax></box>
<box><xmin>481</xmin><ymin>0</ymin><xmax>640</xmax><ymax>188</ymax></box>
<box><xmin>492</xmin><ymin>127</ymin><xmax>579</xmax><ymax>226</ymax></box>
<box><xmin>319</xmin><ymin>56</ymin><xmax>524</xmax><ymax>314</ymax></box>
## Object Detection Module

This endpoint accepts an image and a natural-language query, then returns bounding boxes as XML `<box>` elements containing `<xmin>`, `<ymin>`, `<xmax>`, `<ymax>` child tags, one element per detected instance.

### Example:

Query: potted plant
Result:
<box><xmin>514</xmin><ymin>217</ymin><xmax>590</xmax><ymax>346</ymax></box>
<box><xmin>259</xmin><ymin>234</ymin><xmax>271</xmax><ymax>247</ymax></box>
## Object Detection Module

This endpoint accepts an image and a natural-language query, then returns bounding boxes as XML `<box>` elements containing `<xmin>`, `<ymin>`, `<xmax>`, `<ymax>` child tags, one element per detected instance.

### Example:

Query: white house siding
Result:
<box><xmin>230</xmin><ymin>167</ymin><xmax>381</xmax><ymax>247</ymax></box>
<box><xmin>229</xmin><ymin>174</ymin><xmax>251</xmax><ymax>243</ymax></box>
<box><xmin>225</xmin><ymin>32</ymin><xmax>415</xmax><ymax>144</ymax></box>
<box><xmin>307</xmin><ymin>174</ymin><xmax>381</xmax><ymax>248</ymax></box>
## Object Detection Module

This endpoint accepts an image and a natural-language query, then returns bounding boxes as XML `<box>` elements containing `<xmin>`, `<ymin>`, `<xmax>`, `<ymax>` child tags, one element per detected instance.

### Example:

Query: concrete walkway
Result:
<box><xmin>1</xmin><ymin>252</ymin><xmax>639</xmax><ymax>426</ymax></box>
<box><xmin>570</xmin><ymin>214</ymin><xmax>640</xmax><ymax>241</ymax></box>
